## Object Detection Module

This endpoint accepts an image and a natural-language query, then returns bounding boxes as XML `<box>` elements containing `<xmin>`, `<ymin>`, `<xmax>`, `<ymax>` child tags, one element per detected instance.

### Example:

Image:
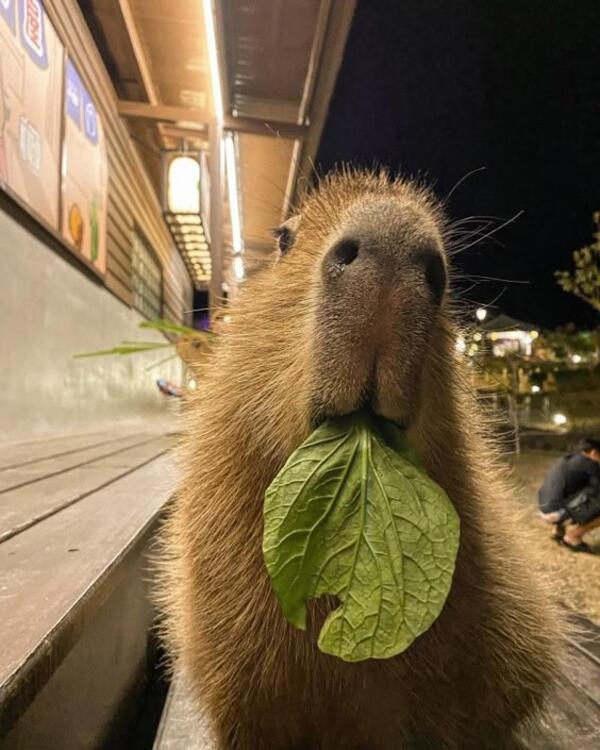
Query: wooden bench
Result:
<box><xmin>153</xmin><ymin>612</ymin><xmax>600</xmax><ymax>750</ymax></box>
<box><xmin>0</xmin><ymin>427</ymin><xmax>177</xmax><ymax>749</ymax></box>
<box><xmin>153</xmin><ymin>675</ymin><xmax>215</xmax><ymax>750</ymax></box>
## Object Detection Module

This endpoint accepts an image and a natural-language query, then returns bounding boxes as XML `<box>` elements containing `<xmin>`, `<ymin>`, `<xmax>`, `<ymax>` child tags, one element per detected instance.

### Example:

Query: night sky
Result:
<box><xmin>316</xmin><ymin>0</ymin><xmax>600</xmax><ymax>329</ymax></box>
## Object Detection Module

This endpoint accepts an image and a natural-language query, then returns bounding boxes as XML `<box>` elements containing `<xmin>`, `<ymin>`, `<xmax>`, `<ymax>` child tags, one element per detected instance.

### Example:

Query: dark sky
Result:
<box><xmin>316</xmin><ymin>0</ymin><xmax>600</xmax><ymax>329</ymax></box>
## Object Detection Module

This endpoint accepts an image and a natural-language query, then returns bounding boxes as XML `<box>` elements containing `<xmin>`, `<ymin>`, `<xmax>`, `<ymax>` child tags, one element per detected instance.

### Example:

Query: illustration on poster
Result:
<box><xmin>20</xmin><ymin>0</ymin><xmax>49</xmax><ymax>70</ymax></box>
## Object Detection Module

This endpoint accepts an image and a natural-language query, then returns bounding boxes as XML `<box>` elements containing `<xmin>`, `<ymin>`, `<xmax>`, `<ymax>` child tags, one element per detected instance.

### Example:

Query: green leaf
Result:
<box><xmin>263</xmin><ymin>411</ymin><xmax>460</xmax><ymax>662</ymax></box>
<box><xmin>73</xmin><ymin>342</ymin><xmax>171</xmax><ymax>358</ymax></box>
<box><xmin>139</xmin><ymin>318</ymin><xmax>216</xmax><ymax>339</ymax></box>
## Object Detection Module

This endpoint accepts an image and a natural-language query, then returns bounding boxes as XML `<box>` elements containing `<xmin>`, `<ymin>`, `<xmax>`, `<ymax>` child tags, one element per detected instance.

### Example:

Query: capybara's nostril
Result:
<box><xmin>329</xmin><ymin>238</ymin><xmax>360</xmax><ymax>268</ymax></box>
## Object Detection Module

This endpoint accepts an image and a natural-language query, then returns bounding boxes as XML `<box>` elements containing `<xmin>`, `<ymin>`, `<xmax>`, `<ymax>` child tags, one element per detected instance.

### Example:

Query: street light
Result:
<box><xmin>475</xmin><ymin>307</ymin><xmax>487</xmax><ymax>322</ymax></box>
<box><xmin>161</xmin><ymin>150</ymin><xmax>211</xmax><ymax>287</ymax></box>
<box><xmin>232</xmin><ymin>254</ymin><xmax>244</xmax><ymax>280</ymax></box>
<box><xmin>166</xmin><ymin>156</ymin><xmax>200</xmax><ymax>213</ymax></box>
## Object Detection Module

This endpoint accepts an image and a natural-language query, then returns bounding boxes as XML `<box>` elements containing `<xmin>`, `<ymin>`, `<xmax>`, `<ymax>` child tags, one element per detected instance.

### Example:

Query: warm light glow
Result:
<box><xmin>531</xmin><ymin>385</ymin><xmax>541</xmax><ymax>394</ymax></box>
<box><xmin>455</xmin><ymin>335</ymin><xmax>466</xmax><ymax>354</ymax></box>
<box><xmin>167</xmin><ymin>156</ymin><xmax>200</xmax><ymax>213</ymax></box>
<box><xmin>473</xmin><ymin>332</ymin><xmax>482</xmax><ymax>342</ymax></box>
<box><xmin>571</xmin><ymin>354</ymin><xmax>582</xmax><ymax>364</ymax></box>
<box><xmin>530</xmin><ymin>330</ymin><xmax>539</xmax><ymax>339</ymax></box>
<box><xmin>202</xmin><ymin>0</ymin><xmax>223</xmax><ymax>120</ymax></box>
<box><xmin>179</xmin><ymin>225</ymin><xmax>202</xmax><ymax>235</ymax></box>
<box><xmin>486</xmin><ymin>329</ymin><xmax>534</xmax><ymax>355</ymax></box>
<box><xmin>175</xmin><ymin>214</ymin><xmax>201</xmax><ymax>225</ymax></box>
<box><xmin>225</xmin><ymin>133</ymin><xmax>244</xmax><ymax>255</ymax></box>
<box><xmin>475</xmin><ymin>307</ymin><xmax>487</xmax><ymax>322</ymax></box>
<box><xmin>233</xmin><ymin>254</ymin><xmax>244</xmax><ymax>280</ymax></box>
<box><xmin>552</xmin><ymin>413</ymin><xmax>567</xmax><ymax>426</ymax></box>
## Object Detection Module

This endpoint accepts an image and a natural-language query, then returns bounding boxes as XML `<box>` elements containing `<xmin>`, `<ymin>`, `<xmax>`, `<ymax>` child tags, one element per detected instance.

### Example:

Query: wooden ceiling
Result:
<box><xmin>79</xmin><ymin>0</ymin><xmax>356</xmax><ymax>292</ymax></box>
<box><xmin>129</xmin><ymin>0</ymin><xmax>211</xmax><ymax>115</ymax></box>
<box><xmin>224</xmin><ymin>0</ymin><xmax>321</xmax><ymax>122</ymax></box>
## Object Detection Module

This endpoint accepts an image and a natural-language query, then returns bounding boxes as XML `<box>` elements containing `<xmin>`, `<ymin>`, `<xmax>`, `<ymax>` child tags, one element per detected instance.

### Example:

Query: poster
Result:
<box><xmin>0</xmin><ymin>0</ymin><xmax>64</xmax><ymax>226</ymax></box>
<box><xmin>61</xmin><ymin>57</ymin><xmax>107</xmax><ymax>272</ymax></box>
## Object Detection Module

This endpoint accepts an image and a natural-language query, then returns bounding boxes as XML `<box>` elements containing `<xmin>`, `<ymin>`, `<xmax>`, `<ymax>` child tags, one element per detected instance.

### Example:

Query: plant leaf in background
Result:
<box><xmin>73</xmin><ymin>318</ymin><xmax>216</xmax><ymax>360</ymax></box>
<box><xmin>139</xmin><ymin>318</ymin><xmax>216</xmax><ymax>338</ymax></box>
<box><xmin>263</xmin><ymin>411</ymin><xmax>460</xmax><ymax>662</ymax></box>
<box><xmin>73</xmin><ymin>342</ymin><xmax>172</xmax><ymax>358</ymax></box>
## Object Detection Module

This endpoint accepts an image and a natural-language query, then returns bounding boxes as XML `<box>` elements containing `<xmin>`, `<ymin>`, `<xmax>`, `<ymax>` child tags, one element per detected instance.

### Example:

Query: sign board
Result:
<box><xmin>0</xmin><ymin>0</ymin><xmax>63</xmax><ymax>226</ymax></box>
<box><xmin>61</xmin><ymin>57</ymin><xmax>107</xmax><ymax>272</ymax></box>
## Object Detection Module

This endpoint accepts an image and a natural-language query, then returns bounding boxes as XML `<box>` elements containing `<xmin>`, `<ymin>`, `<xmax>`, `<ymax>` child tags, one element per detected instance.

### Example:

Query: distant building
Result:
<box><xmin>480</xmin><ymin>314</ymin><xmax>540</xmax><ymax>357</ymax></box>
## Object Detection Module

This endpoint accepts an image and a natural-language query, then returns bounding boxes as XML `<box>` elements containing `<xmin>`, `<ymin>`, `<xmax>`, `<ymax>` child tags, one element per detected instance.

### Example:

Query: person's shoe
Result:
<box><xmin>560</xmin><ymin>538</ymin><xmax>591</xmax><ymax>553</ymax></box>
<box><xmin>551</xmin><ymin>522</ymin><xmax>566</xmax><ymax>541</ymax></box>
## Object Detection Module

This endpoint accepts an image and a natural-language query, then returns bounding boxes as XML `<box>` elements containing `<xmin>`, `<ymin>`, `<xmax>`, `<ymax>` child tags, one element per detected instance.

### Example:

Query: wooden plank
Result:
<box><xmin>107</xmin><ymin>222</ymin><xmax>133</xmax><ymax>262</ymax></box>
<box><xmin>0</xmin><ymin>434</ymin><xmax>161</xmax><ymax>493</ymax></box>
<box><xmin>521</xmin><ymin>680</ymin><xmax>600</xmax><ymax>748</ymax></box>
<box><xmin>564</xmin><ymin>644</ymin><xmax>600</xmax><ymax>708</ymax></box>
<box><xmin>0</xmin><ymin>432</ymin><xmax>117</xmax><ymax>471</ymax></box>
<box><xmin>0</xmin><ymin>455</ymin><xmax>176</xmax><ymax>734</ymax></box>
<box><xmin>156</xmin><ymin>653</ymin><xmax>600</xmax><ymax>750</ymax></box>
<box><xmin>106</xmin><ymin>180</ymin><xmax>134</xmax><ymax>234</ymax></box>
<box><xmin>117</xmin><ymin>0</ymin><xmax>160</xmax><ymax>105</ymax></box>
<box><xmin>106</xmin><ymin>270</ymin><xmax>133</xmax><ymax>306</ymax></box>
<box><xmin>117</xmin><ymin>101</ymin><xmax>208</xmax><ymax>128</ymax></box>
<box><xmin>107</xmin><ymin>246</ymin><xmax>132</xmax><ymax>285</ymax></box>
<box><xmin>153</xmin><ymin>675</ymin><xmax>215</xmax><ymax>750</ymax></box>
<box><xmin>106</xmin><ymin>248</ymin><xmax>133</xmax><ymax>290</ymax></box>
<box><xmin>77</xmin><ymin>438</ymin><xmax>173</xmax><ymax>469</ymax></box>
<box><xmin>0</xmin><ymin>437</ymin><xmax>171</xmax><ymax>543</ymax></box>
<box><xmin>566</xmin><ymin>610</ymin><xmax>600</xmax><ymax>663</ymax></box>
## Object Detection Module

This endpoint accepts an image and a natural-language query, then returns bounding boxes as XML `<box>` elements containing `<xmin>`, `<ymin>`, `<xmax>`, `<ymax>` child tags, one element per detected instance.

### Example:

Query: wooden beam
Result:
<box><xmin>223</xmin><ymin>115</ymin><xmax>307</xmax><ymax>141</ymax></box>
<box><xmin>160</xmin><ymin>125</ymin><xmax>209</xmax><ymax>148</ymax></box>
<box><xmin>117</xmin><ymin>0</ymin><xmax>158</xmax><ymax>105</ymax></box>
<box><xmin>293</xmin><ymin>0</ymin><xmax>358</xmax><ymax>207</ymax></box>
<box><xmin>117</xmin><ymin>101</ymin><xmax>209</xmax><ymax>128</ymax></box>
<box><xmin>209</xmin><ymin>120</ymin><xmax>224</xmax><ymax>312</ymax></box>
<box><xmin>116</xmin><ymin>0</ymin><xmax>173</xmax><ymax>152</ymax></box>
<box><xmin>117</xmin><ymin>102</ymin><xmax>306</xmax><ymax>140</ymax></box>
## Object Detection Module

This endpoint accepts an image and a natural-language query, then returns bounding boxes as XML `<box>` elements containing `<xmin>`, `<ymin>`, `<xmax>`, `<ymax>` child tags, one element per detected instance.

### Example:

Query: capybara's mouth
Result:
<box><xmin>310</xmin><ymin>403</ymin><xmax>408</xmax><ymax>432</ymax></box>
<box><xmin>310</xmin><ymin>372</ymin><xmax>409</xmax><ymax>431</ymax></box>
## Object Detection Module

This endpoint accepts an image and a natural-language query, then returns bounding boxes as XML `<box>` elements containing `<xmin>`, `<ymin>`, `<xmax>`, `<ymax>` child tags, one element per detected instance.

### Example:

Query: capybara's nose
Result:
<box><xmin>322</xmin><ymin>233</ymin><xmax>446</xmax><ymax>303</ymax></box>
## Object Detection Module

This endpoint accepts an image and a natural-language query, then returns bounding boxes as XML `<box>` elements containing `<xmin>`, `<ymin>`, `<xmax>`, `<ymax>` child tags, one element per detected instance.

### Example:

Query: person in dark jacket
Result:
<box><xmin>538</xmin><ymin>437</ymin><xmax>600</xmax><ymax>552</ymax></box>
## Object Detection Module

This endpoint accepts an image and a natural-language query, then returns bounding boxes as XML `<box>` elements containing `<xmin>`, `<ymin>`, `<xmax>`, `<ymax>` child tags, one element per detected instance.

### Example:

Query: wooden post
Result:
<box><xmin>509</xmin><ymin>358</ymin><xmax>521</xmax><ymax>455</ymax></box>
<box><xmin>209</xmin><ymin>121</ymin><xmax>223</xmax><ymax>318</ymax></box>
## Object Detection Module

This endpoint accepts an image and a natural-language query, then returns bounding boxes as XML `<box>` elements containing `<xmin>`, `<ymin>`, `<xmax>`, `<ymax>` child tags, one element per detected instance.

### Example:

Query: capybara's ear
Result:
<box><xmin>272</xmin><ymin>215</ymin><xmax>302</xmax><ymax>257</ymax></box>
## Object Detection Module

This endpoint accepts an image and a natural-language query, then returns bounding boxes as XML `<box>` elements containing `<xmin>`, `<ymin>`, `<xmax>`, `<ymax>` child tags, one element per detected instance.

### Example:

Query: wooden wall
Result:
<box><xmin>45</xmin><ymin>0</ymin><xmax>194</xmax><ymax>324</ymax></box>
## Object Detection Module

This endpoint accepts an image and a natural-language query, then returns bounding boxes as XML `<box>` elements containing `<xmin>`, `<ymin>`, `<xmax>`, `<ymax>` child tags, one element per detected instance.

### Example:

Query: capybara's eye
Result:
<box><xmin>273</xmin><ymin>226</ymin><xmax>294</xmax><ymax>256</ymax></box>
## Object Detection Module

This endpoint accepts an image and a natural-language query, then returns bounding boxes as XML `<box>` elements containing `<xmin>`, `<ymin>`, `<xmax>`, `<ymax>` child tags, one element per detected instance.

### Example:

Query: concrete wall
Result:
<box><xmin>0</xmin><ymin>207</ymin><xmax>184</xmax><ymax>441</ymax></box>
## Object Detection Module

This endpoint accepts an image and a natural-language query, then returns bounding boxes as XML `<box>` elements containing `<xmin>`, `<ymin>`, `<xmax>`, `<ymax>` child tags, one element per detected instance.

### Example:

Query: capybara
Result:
<box><xmin>159</xmin><ymin>169</ymin><xmax>564</xmax><ymax>749</ymax></box>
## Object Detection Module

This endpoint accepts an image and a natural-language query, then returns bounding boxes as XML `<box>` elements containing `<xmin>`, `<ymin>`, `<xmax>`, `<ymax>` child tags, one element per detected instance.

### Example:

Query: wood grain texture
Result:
<box><xmin>0</xmin><ymin>453</ymin><xmax>176</xmax><ymax>734</ymax></box>
<box><xmin>155</xmin><ymin>637</ymin><xmax>600</xmax><ymax>750</ymax></box>
<box><xmin>0</xmin><ymin>432</ymin><xmax>115</xmax><ymax>470</ymax></box>
<box><xmin>0</xmin><ymin>433</ymin><xmax>167</xmax><ymax>492</ymax></box>
<box><xmin>0</xmin><ymin>436</ymin><xmax>171</xmax><ymax>542</ymax></box>
<box><xmin>153</xmin><ymin>674</ymin><xmax>215</xmax><ymax>750</ymax></box>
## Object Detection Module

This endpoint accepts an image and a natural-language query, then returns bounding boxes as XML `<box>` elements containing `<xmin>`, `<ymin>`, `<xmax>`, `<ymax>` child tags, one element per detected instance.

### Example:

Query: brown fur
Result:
<box><xmin>158</xmin><ymin>169</ymin><xmax>565</xmax><ymax>749</ymax></box>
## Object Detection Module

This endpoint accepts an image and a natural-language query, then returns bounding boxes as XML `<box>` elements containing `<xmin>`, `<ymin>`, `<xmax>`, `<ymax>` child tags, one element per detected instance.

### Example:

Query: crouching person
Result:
<box><xmin>538</xmin><ymin>437</ymin><xmax>600</xmax><ymax>552</ymax></box>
